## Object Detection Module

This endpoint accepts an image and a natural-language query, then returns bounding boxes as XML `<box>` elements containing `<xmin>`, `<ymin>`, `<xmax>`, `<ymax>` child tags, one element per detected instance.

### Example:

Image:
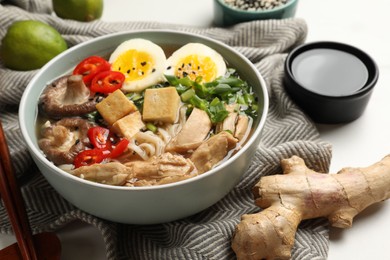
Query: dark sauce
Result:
<box><xmin>291</xmin><ymin>48</ymin><xmax>369</xmax><ymax>97</ymax></box>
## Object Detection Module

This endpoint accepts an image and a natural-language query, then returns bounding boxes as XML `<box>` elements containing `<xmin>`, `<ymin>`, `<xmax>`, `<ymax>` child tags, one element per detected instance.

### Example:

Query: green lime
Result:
<box><xmin>52</xmin><ymin>0</ymin><xmax>103</xmax><ymax>22</ymax></box>
<box><xmin>0</xmin><ymin>20</ymin><xmax>67</xmax><ymax>71</ymax></box>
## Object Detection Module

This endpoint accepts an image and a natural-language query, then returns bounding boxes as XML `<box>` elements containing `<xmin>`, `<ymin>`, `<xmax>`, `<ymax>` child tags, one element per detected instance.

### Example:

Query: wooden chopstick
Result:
<box><xmin>0</xmin><ymin>121</ymin><xmax>38</xmax><ymax>260</ymax></box>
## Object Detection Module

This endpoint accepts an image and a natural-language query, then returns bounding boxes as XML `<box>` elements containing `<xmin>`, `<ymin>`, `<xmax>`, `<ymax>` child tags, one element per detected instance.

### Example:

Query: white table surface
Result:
<box><xmin>1</xmin><ymin>0</ymin><xmax>390</xmax><ymax>259</ymax></box>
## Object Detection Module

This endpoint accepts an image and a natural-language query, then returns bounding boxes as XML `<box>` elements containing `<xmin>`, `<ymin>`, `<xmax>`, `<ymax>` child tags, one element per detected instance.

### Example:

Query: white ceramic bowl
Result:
<box><xmin>19</xmin><ymin>30</ymin><xmax>269</xmax><ymax>224</ymax></box>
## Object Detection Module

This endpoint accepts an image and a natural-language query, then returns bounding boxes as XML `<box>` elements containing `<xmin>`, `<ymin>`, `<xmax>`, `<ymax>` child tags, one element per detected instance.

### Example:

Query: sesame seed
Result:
<box><xmin>223</xmin><ymin>0</ymin><xmax>289</xmax><ymax>11</ymax></box>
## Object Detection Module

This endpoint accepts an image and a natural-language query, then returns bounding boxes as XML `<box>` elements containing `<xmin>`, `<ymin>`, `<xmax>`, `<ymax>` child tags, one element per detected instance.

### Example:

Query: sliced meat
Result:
<box><xmin>190</xmin><ymin>131</ymin><xmax>238</xmax><ymax>174</ymax></box>
<box><xmin>165</xmin><ymin>108</ymin><xmax>212</xmax><ymax>153</ymax></box>
<box><xmin>125</xmin><ymin>153</ymin><xmax>197</xmax><ymax>186</ymax></box>
<box><xmin>39</xmin><ymin>74</ymin><xmax>100</xmax><ymax>119</ymax></box>
<box><xmin>38</xmin><ymin>118</ymin><xmax>93</xmax><ymax>165</ymax></box>
<box><xmin>234</xmin><ymin>115</ymin><xmax>250</xmax><ymax>141</ymax></box>
<box><xmin>71</xmin><ymin>162</ymin><xmax>131</xmax><ymax>186</ymax></box>
<box><xmin>216</xmin><ymin>113</ymin><xmax>238</xmax><ymax>135</ymax></box>
<box><xmin>216</xmin><ymin>104</ymin><xmax>238</xmax><ymax>134</ymax></box>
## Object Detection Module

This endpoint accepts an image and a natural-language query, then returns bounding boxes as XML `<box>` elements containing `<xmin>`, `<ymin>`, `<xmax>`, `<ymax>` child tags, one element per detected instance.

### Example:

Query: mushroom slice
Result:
<box><xmin>39</xmin><ymin>74</ymin><xmax>100</xmax><ymax>119</ymax></box>
<box><xmin>38</xmin><ymin>117</ymin><xmax>93</xmax><ymax>165</ymax></box>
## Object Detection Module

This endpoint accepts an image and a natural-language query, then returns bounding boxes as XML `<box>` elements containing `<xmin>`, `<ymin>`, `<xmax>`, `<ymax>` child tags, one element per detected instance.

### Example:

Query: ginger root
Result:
<box><xmin>232</xmin><ymin>155</ymin><xmax>390</xmax><ymax>260</ymax></box>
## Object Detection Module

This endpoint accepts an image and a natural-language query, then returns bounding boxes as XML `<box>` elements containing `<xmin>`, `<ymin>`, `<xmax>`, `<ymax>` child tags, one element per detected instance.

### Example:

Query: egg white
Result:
<box><xmin>165</xmin><ymin>43</ymin><xmax>227</xmax><ymax>83</ymax></box>
<box><xmin>109</xmin><ymin>38</ymin><xmax>166</xmax><ymax>92</ymax></box>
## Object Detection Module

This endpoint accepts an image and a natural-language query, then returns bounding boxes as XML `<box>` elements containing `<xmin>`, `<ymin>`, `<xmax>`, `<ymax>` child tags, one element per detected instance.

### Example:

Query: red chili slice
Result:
<box><xmin>90</xmin><ymin>71</ymin><xmax>125</xmax><ymax>94</ymax></box>
<box><xmin>73</xmin><ymin>56</ymin><xmax>111</xmax><ymax>85</ymax></box>
<box><xmin>73</xmin><ymin>149</ymin><xmax>105</xmax><ymax>168</ymax></box>
<box><xmin>109</xmin><ymin>138</ymin><xmax>129</xmax><ymax>159</ymax></box>
<box><xmin>87</xmin><ymin>126</ymin><xmax>111</xmax><ymax>149</ymax></box>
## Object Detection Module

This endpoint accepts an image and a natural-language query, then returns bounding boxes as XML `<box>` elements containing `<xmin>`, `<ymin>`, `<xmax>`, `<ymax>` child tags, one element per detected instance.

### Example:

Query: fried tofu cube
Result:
<box><xmin>96</xmin><ymin>89</ymin><xmax>137</xmax><ymax>125</ymax></box>
<box><xmin>112</xmin><ymin>111</ymin><xmax>145</xmax><ymax>139</ymax></box>
<box><xmin>142</xmin><ymin>87</ymin><xmax>180</xmax><ymax>123</ymax></box>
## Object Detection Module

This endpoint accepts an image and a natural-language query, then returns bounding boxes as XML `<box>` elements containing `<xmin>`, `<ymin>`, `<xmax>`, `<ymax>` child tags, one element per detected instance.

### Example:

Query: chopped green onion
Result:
<box><xmin>237</xmin><ymin>94</ymin><xmax>246</xmax><ymax>105</ymax></box>
<box><xmin>164</xmin><ymin>74</ymin><xmax>179</xmax><ymax>85</ymax></box>
<box><xmin>216</xmin><ymin>77</ymin><xmax>246</xmax><ymax>88</ymax></box>
<box><xmin>224</xmin><ymin>129</ymin><xmax>233</xmax><ymax>135</ymax></box>
<box><xmin>175</xmin><ymin>84</ymin><xmax>190</xmax><ymax>94</ymax></box>
<box><xmin>209</xmin><ymin>97</ymin><xmax>220</xmax><ymax>107</ymax></box>
<box><xmin>126</xmin><ymin>92</ymin><xmax>143</xmax><ymax>101</ymax></box>
<box><xmin>126</xmin><ymin>92</ymin><xmax>145</xmax><ymax>111</ymax></box>
<box><xmin>210</xmin><ymin>83</ymin><xmax>232</xmax><ymax>94</ymax></box>
<box><xmin>165</xmin><ymin>74</ymin><xmax>193</xmax><ymax>87</ymax></box>
<box><xmin>208</xmin><ymin>97</ymin><xmax>229</xmax><ymax>123</ymax></box>
<box><xmin>179</xmin><ymin>77</ymin><xmax>193</xmax><ymax>87</ymax></box>
<box><xmin>146</xmin><ymin>122</ymin><xmax>157</xmax><ymax>133</ymax></box>
<box><xmin>195</xmin><ymin>76</ymin><xmax>203</xmax><ymax>84</ymax></box>
<box><xmin>244</xmin><ymin>93</ymin><xmax>255</xmax><ymax>104</ymax></box>
<box><xmin>189</xmin><ymin>95</ymin><xmax>208</xmax><ymax>111</ymax></box>
<box><xmin>193</xmin><ymin>81</ymin><xmax>208</xmax><ymax>98</ymax></box>
<box><xmin>251</xmin><ymin>104</ymin><xmax>259</xmax><ymax>112</ymax></box>
<box><xmin>203</xmin><ymin>80</ymin><xmax>219</xmax><ymax>88</ymax></box>
<box><xmin>84</xmin><ymin>111</ymin><xmax>101</xmax><ymax>123</ymax></box>
<box><xmin>162</xmin><ymin>72</ymin><xmax>258</xmax><ymax>122</ymax></box>
<box><xmin>181</xmin><ymin>89</ymin><xmax>195</xmax><ymax>102</ymax></box>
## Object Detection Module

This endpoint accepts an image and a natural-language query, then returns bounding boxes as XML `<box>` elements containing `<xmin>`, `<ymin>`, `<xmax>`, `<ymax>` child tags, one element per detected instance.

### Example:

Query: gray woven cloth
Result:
<box><xmin>0</xmin><ymin>1</ymin><xmax>332</xmax><ymax>259</ymax></box>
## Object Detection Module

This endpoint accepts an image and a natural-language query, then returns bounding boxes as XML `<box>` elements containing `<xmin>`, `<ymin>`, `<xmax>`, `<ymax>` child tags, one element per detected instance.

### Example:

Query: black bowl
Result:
<box><xmin>284</xmin><ymin>41</ymin><xmax>379</xmax><ymax>124</ymax></box>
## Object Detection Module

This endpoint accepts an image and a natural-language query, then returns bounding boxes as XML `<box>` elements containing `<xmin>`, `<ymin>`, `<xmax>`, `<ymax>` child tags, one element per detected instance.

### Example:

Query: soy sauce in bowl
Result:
<box><xmin>284</xmin><ymin>41</ymin><xmax>379</xmax><ymax>124</ymax></box>
<box><xmin>291</xmin><ymin>48</ymin><xmax>369</xmax><ymax>97</ymax></box>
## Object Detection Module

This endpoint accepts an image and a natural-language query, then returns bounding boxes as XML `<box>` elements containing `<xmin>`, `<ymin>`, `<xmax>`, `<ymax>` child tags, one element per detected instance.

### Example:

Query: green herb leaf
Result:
<box><xmin>208</xmin><ymin>97</ymin><xmax>229</xmax><ymax>123</ymax></box>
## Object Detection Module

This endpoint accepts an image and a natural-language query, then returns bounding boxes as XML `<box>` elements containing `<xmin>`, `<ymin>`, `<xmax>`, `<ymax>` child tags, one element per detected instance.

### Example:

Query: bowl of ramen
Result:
<box><xmin>19</xmin><ymin>30</ymin><xmax>268</xmax><ymax>224</ymax></box>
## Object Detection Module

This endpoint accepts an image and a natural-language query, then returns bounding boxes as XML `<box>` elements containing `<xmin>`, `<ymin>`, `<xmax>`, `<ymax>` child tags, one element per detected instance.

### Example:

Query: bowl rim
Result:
<box><xmin>284</xmin><ymin>40</ymin><xmax>379</xmax><ymax>100</ymax></box>
<box><xmin>19</xmin><ymin>29</ymin><xmax>269</xmax><ymax>192</ymax></box>
<box><xmin>216</xmin><ymin>0</ymin><xmax>298</xmax><ymax>14</ymax></box>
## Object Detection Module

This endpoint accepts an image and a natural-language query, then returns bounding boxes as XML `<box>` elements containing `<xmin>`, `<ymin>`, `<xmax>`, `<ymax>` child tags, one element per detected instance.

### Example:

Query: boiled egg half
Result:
<box><xmin>109</xmin><ymin>38</ymin><xmax>166</xmax><ymax>92</ymax></box>
<box><xmin>165</xmin><ymin>43</ymin><xmax>227</xmax><ymax>82</ymax></box>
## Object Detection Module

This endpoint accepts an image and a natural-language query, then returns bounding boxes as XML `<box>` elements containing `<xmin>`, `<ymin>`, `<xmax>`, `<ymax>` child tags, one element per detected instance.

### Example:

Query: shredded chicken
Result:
<box><xmin>216</xmin><ymin>104</ymin><xmax>238</xmax><ymax>134</ymax></box>
<box><xmin>125</xmin><ymin>152</ymin><xmax>198</xmax><ymax>186</ymax></box>
<box><xmin>190</xmin><ymin>131</ymin><xmax>238</xmax><ymax>174</ymax></box>
<box><xmin>166</xmin><ymin>108</ymin><xmax>212</xmax><ymax>153</ymax></box>
<box><xmin>71</xmin><ymin>162</ymin><xmax>131</xmax><ymax>186</ymax></box>
<box><xmin>234</xmin><ymin>115</ymin><xmax>250</xmax><ymax>141</ymax></box>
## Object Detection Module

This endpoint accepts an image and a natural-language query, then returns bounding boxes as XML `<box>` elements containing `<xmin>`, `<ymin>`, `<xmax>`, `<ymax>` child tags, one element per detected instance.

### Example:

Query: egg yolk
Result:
<box><xmin>175</xmin><ymin>55</ymin><xmax>217</xmax><ymax>82</ymax></box>
<box><xmin>111</xmin><ymin>50</ymin><xmax>155</xmax><ymax>82</ymax></box>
